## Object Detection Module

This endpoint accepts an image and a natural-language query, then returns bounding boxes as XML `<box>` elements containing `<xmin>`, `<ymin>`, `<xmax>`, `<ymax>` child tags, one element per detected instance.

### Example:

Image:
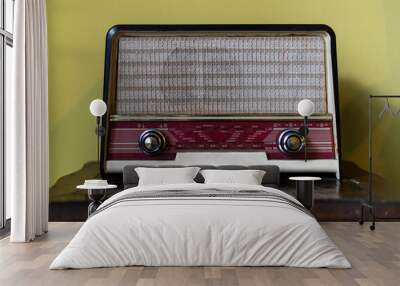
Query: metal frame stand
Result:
<box><xmin>359</xmin><ymin>95</ymin><xmax>400</xmax><ymax>230</ymax></box>
<box><xmin>359</xmin><ymin>203</ymin><xmax>375</xmax><ymax>230</ymax></box>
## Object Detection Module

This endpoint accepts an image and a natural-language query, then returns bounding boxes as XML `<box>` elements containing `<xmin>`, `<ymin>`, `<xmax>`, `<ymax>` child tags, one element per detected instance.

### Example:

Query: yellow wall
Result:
<box><xmin>47</xmin><ymin>0</ymin><xmax>400</xmax><ymax>186</ymax></box>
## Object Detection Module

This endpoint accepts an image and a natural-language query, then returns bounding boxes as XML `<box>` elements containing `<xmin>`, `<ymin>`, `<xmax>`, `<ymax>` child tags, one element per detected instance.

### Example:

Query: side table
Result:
<box><xmin>77</xmin><ymin>184</ymin><xmax>117</xmax><ymax>217</ymax></box>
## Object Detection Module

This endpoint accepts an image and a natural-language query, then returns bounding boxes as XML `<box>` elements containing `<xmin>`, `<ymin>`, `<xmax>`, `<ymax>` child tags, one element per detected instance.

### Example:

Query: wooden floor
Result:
<box><xmin>0</xmin><ymin>222</ymin><xmax>399</xmax><ymax>286</ymax></box>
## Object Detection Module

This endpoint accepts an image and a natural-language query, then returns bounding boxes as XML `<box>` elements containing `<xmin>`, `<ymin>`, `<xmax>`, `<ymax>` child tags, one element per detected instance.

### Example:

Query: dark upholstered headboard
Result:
<box><xmin>123</xmin><ymin>165</ymin><xmax>280</xmax><ymax>189</ymax></box>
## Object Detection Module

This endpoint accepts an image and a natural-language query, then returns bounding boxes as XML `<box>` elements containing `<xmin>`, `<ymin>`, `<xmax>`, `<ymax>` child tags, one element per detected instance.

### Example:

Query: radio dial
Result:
<box><xmin>139</xmin><ymin>129</ymin><xmax>166</xmax><ymax>155</ymax></box>
<box><xmin>277</xmin><ymin>129</ymin><xmax>305</xmax><ymax>154</ymax></box>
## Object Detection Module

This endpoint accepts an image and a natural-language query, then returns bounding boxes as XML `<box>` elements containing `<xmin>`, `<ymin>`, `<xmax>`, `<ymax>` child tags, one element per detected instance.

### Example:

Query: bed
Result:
<box><xmin>50</xmin><ymin>165</ymin><xmax>350</xmax><ymax>269</ymax></box>
<box><xmin>50</xmin><ymin>25</ymin><xmax>349</xmax><ymax>269</ymax></box>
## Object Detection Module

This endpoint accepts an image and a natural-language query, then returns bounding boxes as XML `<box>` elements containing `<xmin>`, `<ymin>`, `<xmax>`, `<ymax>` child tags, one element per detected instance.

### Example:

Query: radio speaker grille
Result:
<box><xmin>116</xmin><ymin>35</ymin><xmax>327</xmax><ymax>115</ymax></box>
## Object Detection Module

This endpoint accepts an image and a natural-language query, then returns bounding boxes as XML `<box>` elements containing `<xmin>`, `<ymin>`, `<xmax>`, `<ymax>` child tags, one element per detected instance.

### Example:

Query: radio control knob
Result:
<box><xmin>277</xmin><ymin>129</ymin><xmax>305</xmax><ymax>154</ymax></box>
<box><xmin>139</xmin><ymin>129</ymin><xmax>166</xmax><ymax>155</ymax></box>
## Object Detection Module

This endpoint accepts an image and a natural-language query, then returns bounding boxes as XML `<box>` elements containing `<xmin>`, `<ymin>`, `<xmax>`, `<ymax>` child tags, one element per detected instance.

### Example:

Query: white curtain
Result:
<box><xmin>8</xmin><ymin>0</ymin><xmax>49</xmax><ymax>242</ymax></box>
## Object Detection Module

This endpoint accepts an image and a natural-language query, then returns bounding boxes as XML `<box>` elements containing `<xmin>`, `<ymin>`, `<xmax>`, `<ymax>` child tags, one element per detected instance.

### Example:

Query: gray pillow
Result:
<box><xmin>135</xmin><ymin>167</ymin><xmax>201</xmax><ymax>186</ymax></box>
<box><xmin>200</xmin><ymin>169</ymin><xmax>266</xmax><ymax>185</ymax></box>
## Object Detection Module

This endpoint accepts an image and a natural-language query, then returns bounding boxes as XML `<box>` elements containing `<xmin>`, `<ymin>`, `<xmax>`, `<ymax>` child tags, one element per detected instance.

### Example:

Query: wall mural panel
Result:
<box><xmin>101</xmin><ymin>25</ymin><xmax>341</xmax><ymax>178</ymax></box>
<box><xmin>46</xmin><ymin>2</ymin><xmax>400</xmax><ymax>222</ymax></box>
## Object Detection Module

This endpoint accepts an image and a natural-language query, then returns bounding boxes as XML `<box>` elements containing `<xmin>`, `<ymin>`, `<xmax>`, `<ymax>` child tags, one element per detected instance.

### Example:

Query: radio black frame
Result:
<box><xmin>100</xmin><ymin>24</ymin><xmax>341</xmax><ymax>180</ymax></box>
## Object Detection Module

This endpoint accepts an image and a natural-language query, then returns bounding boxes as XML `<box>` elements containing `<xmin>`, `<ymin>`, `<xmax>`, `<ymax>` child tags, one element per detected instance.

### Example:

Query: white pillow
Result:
<box><xmin>200</xmin><ymin>169</ymin><xmax>266</xmax><ymax>185</ymax></box>
<box><xmin>135</xmin><ymin>167</ymin><xmax>201</xmax><ymax>186</ymax></box>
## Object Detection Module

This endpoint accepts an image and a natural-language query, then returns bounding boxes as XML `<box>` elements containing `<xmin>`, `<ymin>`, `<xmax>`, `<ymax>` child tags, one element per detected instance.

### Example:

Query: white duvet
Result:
<box><xmin>50</xmin><ymin>183</ymin><xmax>351</xmax><ymax>269</ymax></box>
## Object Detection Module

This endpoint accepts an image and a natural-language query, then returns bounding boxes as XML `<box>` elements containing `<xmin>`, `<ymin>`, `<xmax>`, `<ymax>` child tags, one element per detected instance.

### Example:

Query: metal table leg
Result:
<box><xmin>87</xmin><ymin>189</ymin><xmax>106</xmax><ymax>217</ymax></box>
<box><xmin>296</xmin><ymin>180</ymin><xmax>314</xmax><ymax>210</ymax></box>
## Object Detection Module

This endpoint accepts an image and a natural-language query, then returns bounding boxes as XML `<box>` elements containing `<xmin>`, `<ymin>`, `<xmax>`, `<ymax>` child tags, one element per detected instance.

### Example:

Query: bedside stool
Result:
<box><xmin>77</xmin><ymin>184</ymin><xmax>117</xmax><ymax>217</ymax></box>
<box><xmin>289</xmin><ymin>177</ymin><xmax>321</xmax><ymax>210</ymax></box>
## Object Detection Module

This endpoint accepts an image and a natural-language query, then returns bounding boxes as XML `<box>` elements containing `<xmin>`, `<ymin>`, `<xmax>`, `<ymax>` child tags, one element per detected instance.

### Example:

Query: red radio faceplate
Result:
<box><xmin>107</xmin><ymin>120</ymin><xmax>336</xmax><ymax>161</ymax></box>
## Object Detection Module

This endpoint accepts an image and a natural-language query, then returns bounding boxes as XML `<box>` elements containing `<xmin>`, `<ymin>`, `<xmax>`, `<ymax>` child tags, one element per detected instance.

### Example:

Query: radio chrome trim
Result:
<box><xmin>110</xmin><ymin>114</ymin><xmax>333</xmax><ymax>122</ymax></box>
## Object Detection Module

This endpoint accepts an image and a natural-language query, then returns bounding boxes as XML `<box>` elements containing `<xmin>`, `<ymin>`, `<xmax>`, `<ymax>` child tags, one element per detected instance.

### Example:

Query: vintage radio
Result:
<box><xmin>100</xmin><ymin>25</ymin><xmax>341</xmax><ymax>179</ymax></box>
